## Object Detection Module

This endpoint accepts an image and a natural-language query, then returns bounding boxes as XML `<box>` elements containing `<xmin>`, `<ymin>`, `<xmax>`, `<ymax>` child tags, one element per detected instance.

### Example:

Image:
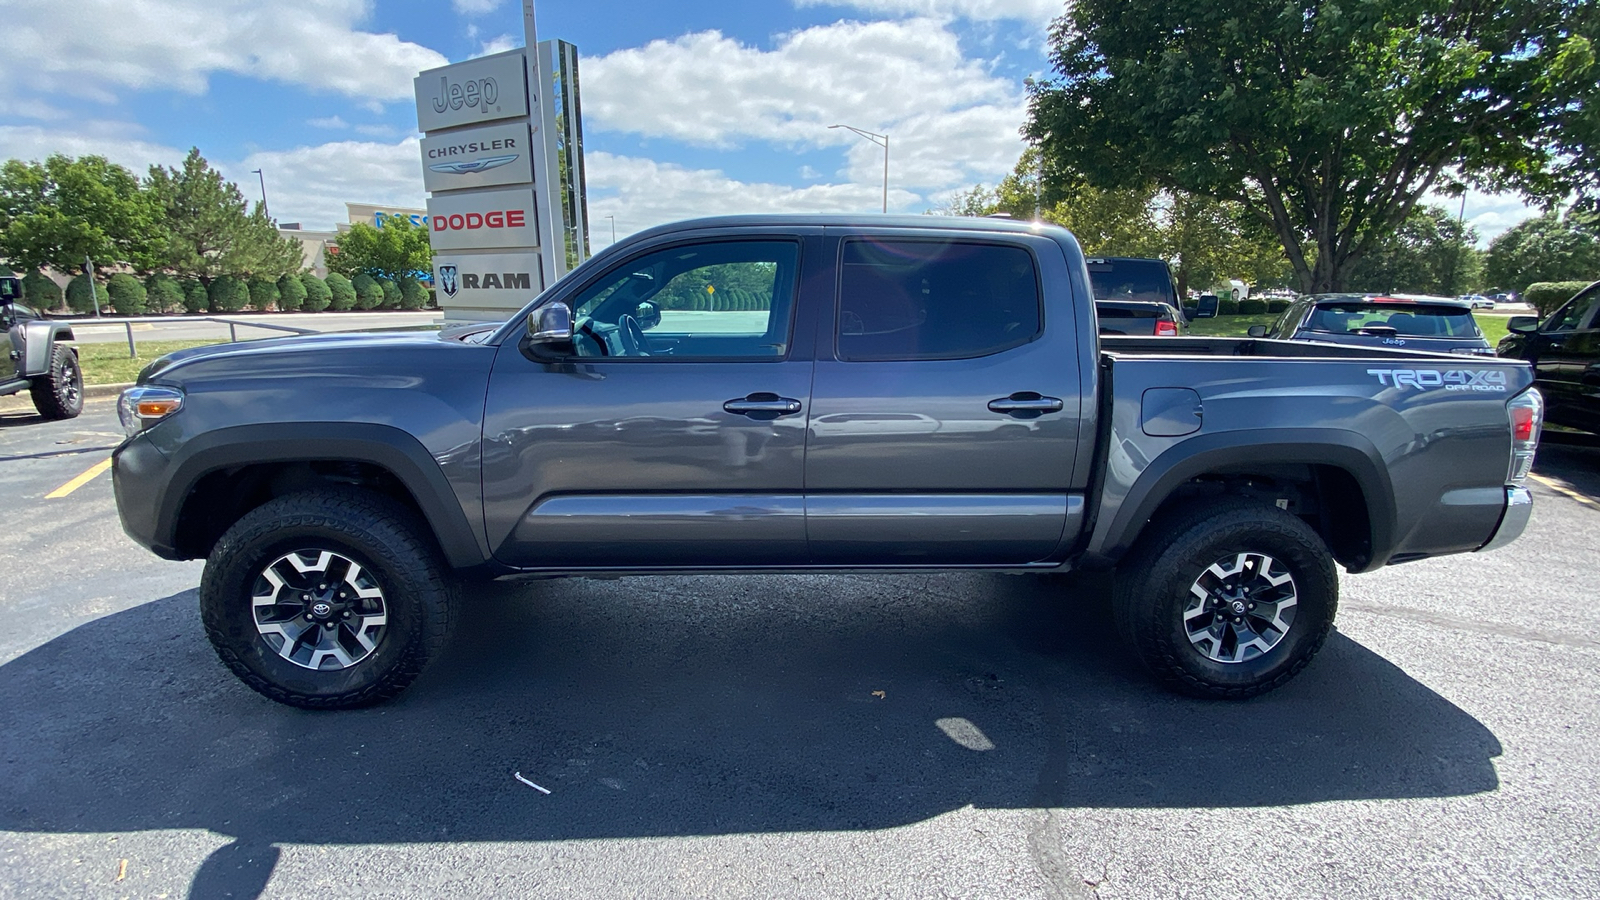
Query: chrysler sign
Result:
<box><xmin>420</xmin><ymin>121</ymin><xmax>535</xmax><ymax>193</ymax></box>
<box><xmin>425</xmin><ymin>188</ymin><xmax>539</xmax><ymax>251</ymax></box>
<box><xmin>413</xmin><ymin>50</ymin><xmax>529</xmax><ymax>132</ymax></box>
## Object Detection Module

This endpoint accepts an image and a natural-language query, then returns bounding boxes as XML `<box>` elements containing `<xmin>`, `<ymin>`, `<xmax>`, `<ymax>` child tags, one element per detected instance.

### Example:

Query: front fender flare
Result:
<box><xmin>19</xmin><ymin>321</ymin><xmax>75</xmax><ymax>375</ymax></box>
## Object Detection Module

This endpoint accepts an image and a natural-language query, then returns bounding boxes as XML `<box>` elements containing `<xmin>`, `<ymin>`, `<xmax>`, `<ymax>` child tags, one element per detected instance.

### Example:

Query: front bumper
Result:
<box><xmin>1477</xmin><ymin>486</ymin><xmax>1533</xmax><ymax>553</ymax></box>
<box><xmin>112</xmin><ymin>432</ymin><xmax>181</xmax><ymax>559</ymax></box>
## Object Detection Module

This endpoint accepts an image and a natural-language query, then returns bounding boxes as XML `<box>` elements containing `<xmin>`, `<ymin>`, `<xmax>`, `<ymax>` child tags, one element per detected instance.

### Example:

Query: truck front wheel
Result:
<box><xmin>199</xmin><ymin>489</ymin><xmax>458</xmax><ymax>709</ymax></box>
<box><xmin>1113</xmin><ymin>501</ymin><xmax>1338</xmax><ymax>699</ymax></box>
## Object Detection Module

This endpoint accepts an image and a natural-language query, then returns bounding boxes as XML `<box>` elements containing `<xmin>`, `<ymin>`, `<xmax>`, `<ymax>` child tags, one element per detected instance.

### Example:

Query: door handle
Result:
<box><xmin>988</xmin><ymin>392</ymin><xmax>1064</xmax><ymax>417</ymax></box>
<box><xmin>724</xmin><ymin>392</ymin><xmax>803</xmax><ymax>419</ymax></box>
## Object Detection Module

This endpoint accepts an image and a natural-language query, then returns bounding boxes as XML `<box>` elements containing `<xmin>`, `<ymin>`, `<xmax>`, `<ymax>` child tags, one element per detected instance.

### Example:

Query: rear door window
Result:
<box><xmin>837</xmin><ymin>239</ymin><xmax>1041</xmax><ymax>361</ymax></box>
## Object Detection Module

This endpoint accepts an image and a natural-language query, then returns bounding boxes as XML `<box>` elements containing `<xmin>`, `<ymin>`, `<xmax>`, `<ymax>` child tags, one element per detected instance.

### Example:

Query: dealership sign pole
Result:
<box><xmin>414</xmin><ymin>1</ymin><xmax>587</xmax><ymax>323</ymax></box>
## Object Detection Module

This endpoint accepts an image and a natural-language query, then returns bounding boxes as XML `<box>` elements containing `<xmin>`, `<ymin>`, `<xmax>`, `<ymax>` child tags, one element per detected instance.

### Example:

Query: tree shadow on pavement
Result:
<box><xmin>0</xmin><ymin>572</ymin><xmax>1502</xmax><ymax>899</ymax></box>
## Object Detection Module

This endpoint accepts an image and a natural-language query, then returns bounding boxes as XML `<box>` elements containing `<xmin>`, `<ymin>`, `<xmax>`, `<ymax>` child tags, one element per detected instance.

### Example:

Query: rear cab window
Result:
<box><xmin>1302</xmin><ymin>301</ymin><xmax>1483</xmax><ymax>338</ymax></box>
<box><xmin>1085</xmin><ymin>257</ymin><xmax>1177</xmax><ymax>308</ymax></box>
<box><xmin>837</xmin><ymin>239</ymin><xmax>1042</xmax><ymax>361</ymax></box>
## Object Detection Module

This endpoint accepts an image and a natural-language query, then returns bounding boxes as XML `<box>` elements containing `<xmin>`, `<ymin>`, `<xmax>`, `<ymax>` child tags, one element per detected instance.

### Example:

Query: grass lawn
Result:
<box><xmin>75</xmin><ymin>339</ymin><xmax>223</xmax><ymax>385</ymax></box>
<box><xmin>1186</xmin><ymin>312</ymin><xmax>1511</xmax><ymax>348</ymax></box>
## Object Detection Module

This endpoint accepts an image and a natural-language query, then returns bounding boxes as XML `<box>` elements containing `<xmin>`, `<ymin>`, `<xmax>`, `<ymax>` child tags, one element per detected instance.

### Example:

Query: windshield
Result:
<box><xmin>1086</xmin><ymin>259</ymin><xmax>1176</xmax><ymax>306</ymax></box>
<box><xmin>1301</xmin><ymin>302</ymin><xmax>1482</xmax><ymax>338</ymax></box>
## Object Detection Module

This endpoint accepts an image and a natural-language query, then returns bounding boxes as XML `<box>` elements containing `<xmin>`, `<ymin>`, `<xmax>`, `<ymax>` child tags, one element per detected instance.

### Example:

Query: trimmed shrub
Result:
<box><xmin>182</xmin><ymin>280</ymin><xmax>209</xmax><ymax>314</ymax></box>
<box><xmin>1523</xmin><ymin>281</ymin><xmax>1592</xmax><ymax>317</ymax></box>
<box><xmin>276</xmin><ymin>273</ymin><xmax>307</xmax><ymax>312</ymax></box>
<box><xmin>325</xmin><ymin>273</ymin><xmax>356</xmax><ymax>311</ymax></box>
<box><xmin>1217</xmin><ymin>297</ymin><xmax>1241</xmax><ymax>315</ymax></box>
<box><xmin>1266</xmin><ymin>299</ymin><xmax>1290</xmax><ymax>313</ymax></box>
<box><xmin>107</xmin><ymin>273</ymin><xmax>148</xmax><ymax>315</ymax></box>
<box><xmin>145</xmin><ymin>274</ymin><xmax>185</xmax><ymax>314</ymax></box>
<box><xmin>350</xmin><ymin>273</ymin><xmax>383</xmax><ymax>310</ymax></box>
<box><xmin>398</xmin><ymin>277</ymin><xmax>428</xmax><ymax>310</ymax></box>
<box><xmin>248</xmin><ymin>276</ymin><xmax>280</xmax><ymax>311</ymax></box>
<box><xmin>1239</xmin><ymin>297</ymin><xmax>1268</xmax><ymax>315</ymax></box>
<box><xmin>208</xmin><ymin>275</ymin><xmax>250</xmax><ymax>313</ymax></box>
<box><xmin>66</xmin><ymin>274</ymin><xmax>108</xmax><ymax>314</ymax></box>
<box><xmin>300</xmin><ymin>273</ymin><xmax>332</xmax><ymax>312</ymax></box>
<box><xmin>378</xmin><ymin>278</ymin><xmax>401</xmax><ymax>310</ymax></box>
<box><xmin>22</xmin><ymin>271</ymin><xmax>63</xmax><ymax>309</ymax></box>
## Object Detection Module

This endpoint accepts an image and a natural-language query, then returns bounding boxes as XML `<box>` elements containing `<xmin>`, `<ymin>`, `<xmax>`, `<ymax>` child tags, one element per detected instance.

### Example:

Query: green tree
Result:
<box><xmin>21</xmin><ymin>270</ymin><xmax>62</xmax><ymax>310</ymax></box>
<box><xmin>181</xmin><ymin>279</ymin><xmax>209</xmax><ymax>314</ymax></box>
<box><xmin>145</xmin><ymin>274</ymin><xmax>184</xmax><ymax>314</ymax></box>
<box><xmin>107</xmin><ymin>273</ymin><xmax>148</xmax><ymax>315</ymax></box>
<box><xmin>324</xmin><ymin>272</ymin><xmax>356</xmax><ymax>311</ymax></box>
<box><xmin>1347</xmin><ymin>205</ymin><xmax>1482</xmax><ymax>295</ymax></box>
<box><xmin>1483</xmin><ymin>211</ymin><xmax>1600</xmax><ymax>294</ymax></box>
<box><xmin>299</xmin><ymin>273</ymin><xmax>332</xmax><ymax>312</ymax></box>
<box><xmin>0</xmin><ymin>155</ymin><xmax>161</xmax><ymax>276</ymax></box>
<box><xmin>208</xmin><ymin>275</ymin><xmax>249</xmax><ymax>313</ymax></box>
<box><xmin>276</xmin><ymin>273</ymin><xmax>307</xmax><ymax>311</ymax></box>
<box><xmin>247</xmin><ymin>275</ymin><xmax>279</xmax><ymax>311</ymax></box>
<box><xmin>145</xmin><ymin>148</ymin><xmax>302</xmax><ymax>283</ymax></box>
<box><xmin>350</xmin><ymin>272</ymin><xmax>383</xmax><ymax>310</ymax></box>
<box><xmin>327</xmin><ymin>217</ymin><xmax>432</xmax><ymax>283</ymax></box>
<box><xmin>378</xmin><ymin>277</ymin><xmax>401</xmax><ymax>310</ymax></box>
<box><xmin>1027</xmin><ymin>0</ymin><xmax>1599</xmax><ymax>292</ymax></box>
<box><xmin>398</xmin><ymin>276</ymin><xmax>428</xmax><ymax>310</ymax></box>
<box><xmin>65</xmin><ymin>273</ymin><xmax>107</xmax><ymax>314</ymax></box>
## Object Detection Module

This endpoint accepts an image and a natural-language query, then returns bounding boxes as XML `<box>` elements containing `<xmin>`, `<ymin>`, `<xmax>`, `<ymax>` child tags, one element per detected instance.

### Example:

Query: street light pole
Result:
<box><xmin>829</xmin><ymin>124</ymin><xmax>889</xmax><ymax>213</ymax></box>
<box><xmin>251</xmin><ymin>169</ymin><xmax>269</xmax><ymax>218</ymax></box>
<box><xmin>604</xmin><ymin>214</ymin><xmax>616</xmax><ymax>243</ymax></box>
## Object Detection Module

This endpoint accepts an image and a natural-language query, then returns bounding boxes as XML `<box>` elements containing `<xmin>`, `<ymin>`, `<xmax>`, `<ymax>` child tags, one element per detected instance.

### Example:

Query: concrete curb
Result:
<box><xmin>0</xmin><ymin>381</ymin><xmax>132</xmax><ymax>413</ymax></box>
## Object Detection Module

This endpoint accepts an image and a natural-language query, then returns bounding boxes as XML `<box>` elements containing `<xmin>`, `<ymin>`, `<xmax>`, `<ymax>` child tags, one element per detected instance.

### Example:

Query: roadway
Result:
<box><xmin>0</xmin><ymin>401</ymin><xmax>1596</xmax><ymax>899</ymax></box>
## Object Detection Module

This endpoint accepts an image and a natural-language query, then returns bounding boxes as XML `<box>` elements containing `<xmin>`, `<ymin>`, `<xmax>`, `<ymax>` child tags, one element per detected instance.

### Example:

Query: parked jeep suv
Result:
<box><xmin>0</xmin><ymin>276</ymin><xmax>83</xmax><ymax>419</ymax></box>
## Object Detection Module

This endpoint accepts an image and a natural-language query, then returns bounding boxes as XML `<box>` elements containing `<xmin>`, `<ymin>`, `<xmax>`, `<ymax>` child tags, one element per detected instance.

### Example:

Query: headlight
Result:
<box><xmin>118</xmin><ymin>386</ymin><xmax>184</xmax><ymax>437</ymax></box>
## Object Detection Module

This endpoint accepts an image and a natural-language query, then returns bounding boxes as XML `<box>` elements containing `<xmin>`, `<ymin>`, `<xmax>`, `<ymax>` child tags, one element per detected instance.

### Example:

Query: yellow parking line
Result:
<box><xmin>1529</xmin><ymin>473</ymin><xmax>1597</xmax><ymax>509</ymax></box>
<box><xmin>45</xmin><ymin>457</ymin><xmax>113</xmax><ymax>499</ymax></box>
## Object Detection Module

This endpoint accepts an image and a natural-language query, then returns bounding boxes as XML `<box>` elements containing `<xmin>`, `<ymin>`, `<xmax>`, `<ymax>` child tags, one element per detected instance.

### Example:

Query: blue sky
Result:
<box><xmin>0</xmin><ymin>0</ymin><xmax>1535</xmax><ymax>247</ymax></box>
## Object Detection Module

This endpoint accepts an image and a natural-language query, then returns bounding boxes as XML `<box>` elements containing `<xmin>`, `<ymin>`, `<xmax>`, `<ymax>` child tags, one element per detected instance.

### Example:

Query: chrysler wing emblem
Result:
<box><xmin>429</xmin><ymin>155</ymin><xmax>519</xmax><ymax>175</ymax></box>
<box><xmin>439</xmin><ymin>265</ymin><xmax>459</xmax><ymax>297</ymax></box>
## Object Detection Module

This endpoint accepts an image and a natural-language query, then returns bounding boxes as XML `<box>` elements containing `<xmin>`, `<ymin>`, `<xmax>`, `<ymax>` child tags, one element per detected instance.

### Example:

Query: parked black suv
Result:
<box><xmin>0</xmin><ymin>276</ymin><xmax>83</xmax><ymax>419</ymax></box>
<box><xmin>1498</xmin><ymin>280</ymin><xmax>1600</xmax><ymax>434</ymax></box>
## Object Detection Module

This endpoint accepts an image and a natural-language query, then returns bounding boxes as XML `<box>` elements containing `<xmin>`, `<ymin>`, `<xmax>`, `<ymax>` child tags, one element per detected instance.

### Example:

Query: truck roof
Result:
<box><xmin>626</xmin><ymin>214</ymin><xmax>1072</xmax><ymax>243</ymax></box>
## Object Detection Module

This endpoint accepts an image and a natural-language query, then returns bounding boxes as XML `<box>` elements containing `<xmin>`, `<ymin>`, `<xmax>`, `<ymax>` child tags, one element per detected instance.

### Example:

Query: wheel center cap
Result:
<box><xmin>1230</xmin><ymin>600</ymin><xmax>1247</xmax><ymax>615</ymax></box>
<box><xmin>310</xmin><ymin>601</ymin><xmax>333</xmax><ymax>619</ymax></box>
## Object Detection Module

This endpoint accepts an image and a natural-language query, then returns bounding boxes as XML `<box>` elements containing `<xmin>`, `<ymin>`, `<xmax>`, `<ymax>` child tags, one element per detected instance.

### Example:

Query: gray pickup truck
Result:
<box><xmin>112</xmin><ymin>216</ymin><xmax>1544</xmax><ymax>709</ymax></box>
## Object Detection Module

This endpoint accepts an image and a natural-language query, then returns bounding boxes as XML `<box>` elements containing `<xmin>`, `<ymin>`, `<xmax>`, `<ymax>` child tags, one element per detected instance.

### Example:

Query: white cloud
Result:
<box><xmin>794</xmin><ymin>0</ymin><xmax>1064</xmax><ymax>25</ymax></box>
<box><xmin>308</xmin><ymin>116</ymin><xmax>350</xmax><ymax>129</ymax></box>
<box><xmin>226</xmin><ymin>138</ymin><xmax>425</xmax><ymax>229</ymax></box>
<box><xmin>0</xmin><ymin>0</ymin><xmax>448</xmax><ymax>107</ymax></box>
<box><xmin>584</xmin><ymin>19</ymin><xmax>1028</xmax><ymax>195</ymax></box>
<box><xmin>0</xmin><ymin>123</ymin><xmax>184</xmax><ymax>172</ymax></box>
<box><xmin>473</xmin><ymin>35</ymin><xmax>519</xmax><ymax>58</ymax></box>
<box><xmin>452</xmin><ymin>0</ymin><xmax>503</xmax><ymax>13</ymax></box>
<box><xmin>584</xmin><ymin>151</ymin><xmax>920</xmax><ymax>244</ymax></box>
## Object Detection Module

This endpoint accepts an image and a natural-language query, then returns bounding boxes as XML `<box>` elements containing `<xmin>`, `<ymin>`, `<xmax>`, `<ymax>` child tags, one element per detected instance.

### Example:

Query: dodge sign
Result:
<box><xmin>426</xmin><ymin>188</ymin><xmax>539</xmax><ymax>251</ymax></box>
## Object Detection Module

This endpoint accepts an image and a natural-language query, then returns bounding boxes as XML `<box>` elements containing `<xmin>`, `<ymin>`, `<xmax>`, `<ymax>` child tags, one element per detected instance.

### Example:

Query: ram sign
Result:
<box><xmin>432</xmin><ymin>251</ymin><xmax>543</xmax><ymax>316</ymax></box>
<box><xmin>425</xmin><ymin>188</ymin><xmax>539</xmax><ymax>251</ymax></box>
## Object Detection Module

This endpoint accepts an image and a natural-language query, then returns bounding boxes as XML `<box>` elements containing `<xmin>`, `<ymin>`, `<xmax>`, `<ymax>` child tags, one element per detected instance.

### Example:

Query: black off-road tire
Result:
<box><xmin>29</xmin><ymin>343</ymin><xmax>83</xmax><ymax>420</ymax></box>
<box><xmin>1112</xmin><ymin>500</ymin><xmax>1338</xmax><ymax>699</ymax></box>
<box><xmin>200</xmin><ymin>489</ymin><xmax>458</xmax><ymax>709</ymax></box>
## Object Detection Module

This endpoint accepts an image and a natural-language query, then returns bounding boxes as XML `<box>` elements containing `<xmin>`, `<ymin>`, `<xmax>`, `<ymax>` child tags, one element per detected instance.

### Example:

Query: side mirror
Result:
<box><xmin>1506</xmin><ymin>316</ymin><xmax>1539</xmax><ymax>335</ymax></box>
<box><xmin>1247</xmin><ymin>325</ymin><xmax>1268</xmax><ymax>338</ymax></box>
<box><xmin>636</xmin><ymin>300</ymin><xmax>662</xmax><ymax>330</ymax></box>
<box><xmin>1193</xmin><ymin>293</ymin><xmax>1219</xmax><ymax>319</ymax></box>
<box><xmin>0</xmin><ymin>276</ymin><xmax>19</xmax><ymax>306</ymax></box>
<box><xmin>526</xmin><ymin>301</ymin><xmax>574</xmax><ymax>345</ymax></box>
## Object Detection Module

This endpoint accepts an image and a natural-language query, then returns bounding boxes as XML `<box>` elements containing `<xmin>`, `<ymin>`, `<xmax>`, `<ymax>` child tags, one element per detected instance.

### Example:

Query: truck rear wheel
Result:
<box><xmin>1112</xmin><ymin>500</ymin><xmax>1337</xmax><ymax>699</ymax></box>
<box><xmin>200</xmin><ymin>489</ymin><xmax>457</xmax><ymax>709</ymax></box>
<box><xmin>30</xmin><ymin>344</ymin><xmax>83</xmax><ymax>420</ymax></box>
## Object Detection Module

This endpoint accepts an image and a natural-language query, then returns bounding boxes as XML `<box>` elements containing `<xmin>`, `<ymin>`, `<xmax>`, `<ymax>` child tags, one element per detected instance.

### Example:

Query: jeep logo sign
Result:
<box><xmin>426</xmin><ymin>188</ymin><xmax>539</xmax><ymax>251</ymax></box>
<box><xmin>414</xmin><ymin>51</ymin><xmax>529</xmax><ymax>131</ymax></box>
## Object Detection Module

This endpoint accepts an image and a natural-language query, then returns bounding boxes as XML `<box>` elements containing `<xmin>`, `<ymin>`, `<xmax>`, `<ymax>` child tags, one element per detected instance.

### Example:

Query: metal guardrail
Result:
<box><xmin>63</xmin><ymin>315</ymin><xmax>317</xmax><ymax>358</ymax></box>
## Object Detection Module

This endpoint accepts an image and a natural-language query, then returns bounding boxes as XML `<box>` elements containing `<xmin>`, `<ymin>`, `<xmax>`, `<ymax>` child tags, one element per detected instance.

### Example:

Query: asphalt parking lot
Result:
<box><xmin>1</xmin><ymin>400</ymin><xmax>1597</xmax><ymax>899</ymax></box>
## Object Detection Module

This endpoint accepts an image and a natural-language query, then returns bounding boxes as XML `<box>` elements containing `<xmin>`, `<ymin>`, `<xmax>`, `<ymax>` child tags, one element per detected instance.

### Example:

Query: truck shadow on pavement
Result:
<box><xmin>0</xmin><ymin>572</ymin><xmax>1501</xmax><ymax>899</ymax></box>
<box><xmin>1534</xmin><ymin>431</ymin><xmax>1600</xmax><ymax>505</ymax></box>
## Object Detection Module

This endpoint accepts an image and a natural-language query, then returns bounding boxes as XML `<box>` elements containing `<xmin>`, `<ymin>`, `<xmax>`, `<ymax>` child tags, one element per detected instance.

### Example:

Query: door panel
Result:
<box><xmin>481</xmin><ymin>234</ymin><xmax>820</xmax><ymax>568</ymax></box>
<box><xmin>804</xmin><ymin>232</ymin><xmax>1086</xmax><ymax>565</ymax></box>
